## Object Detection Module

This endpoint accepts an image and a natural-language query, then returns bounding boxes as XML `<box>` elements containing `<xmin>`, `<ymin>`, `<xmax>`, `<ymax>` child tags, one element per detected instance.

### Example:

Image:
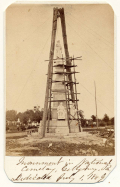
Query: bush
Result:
<box><xmin>27</xmin><ymin>125</ymin><xmax>37</xmax><ymax>129</ymax></box>
<box><xmin>6</xmin><ymin>126</ymin><xmax>9</xmax><ymax>131</ymax></box>
<box><xmin>107</xmin><ymin>121</ymin><xmax>111</xmax><ymax>126</ymax></box>
<box><xmin>21</xmin><ymin>125</ymin><xmax>26</xmax><ymax>131</ymax></box>
<box><xmin>111</xmin><ymin>117</ymin><xmax>114</xmax><ymax>125</ymax></box>
<box><xmin>99</xmin><ymin>121</ymin><xmax>107</xmax><ymax>127</ymax></box>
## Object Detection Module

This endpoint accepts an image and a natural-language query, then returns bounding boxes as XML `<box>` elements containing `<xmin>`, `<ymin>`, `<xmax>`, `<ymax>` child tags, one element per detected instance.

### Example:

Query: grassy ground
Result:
<box><xmin>13</xmin><ymin>142</ymin><xmax>114</xmax><ymax>156</ymax></box>
<box><xmin>6</xmin><ymin>131</ymin><xmax>115</xmax><ymax>156</ymax></box>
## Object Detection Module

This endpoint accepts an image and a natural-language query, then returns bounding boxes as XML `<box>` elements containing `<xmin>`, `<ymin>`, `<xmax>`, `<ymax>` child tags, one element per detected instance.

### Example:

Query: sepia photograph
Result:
<box><xmin>6</xmin><ymin>3</ymin><xmax>114</xmax><ymax>157</ymax></box>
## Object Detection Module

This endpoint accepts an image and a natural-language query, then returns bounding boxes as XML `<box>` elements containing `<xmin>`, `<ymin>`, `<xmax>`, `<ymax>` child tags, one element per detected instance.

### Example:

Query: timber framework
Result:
<box><xmin>39</xmin><ymin>8</ymin><xmax>82</xmax><ymax>138</ymax></box>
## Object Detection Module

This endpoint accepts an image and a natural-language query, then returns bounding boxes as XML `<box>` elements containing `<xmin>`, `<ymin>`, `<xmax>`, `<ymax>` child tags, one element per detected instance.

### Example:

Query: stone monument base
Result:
<box><xmin>48</xmin><ymin>120</ymin><xmax>69</xmax><ymax>133</ymax></box>
<box><xmin>70</xmin><ymin>120</ymin><xmax>80</xmax><ymax>133</ymax></box>
<box><xmin>39</xmin><ymin>120</ymin><xmax>80</xmax><ymax>134</ymax></box>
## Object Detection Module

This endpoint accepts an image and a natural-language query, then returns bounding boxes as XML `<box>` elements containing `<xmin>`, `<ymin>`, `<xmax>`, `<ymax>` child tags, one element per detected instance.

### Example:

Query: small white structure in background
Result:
<box><xmin>57</xmin><ymin>102</ymin><xmax>66</xmax><ymax>120</ymax></box>
<box><xmin>86</xmin><ymin>121</ymin><xmax>88</xmax><ymax>125</ymax></box>
<box><xmin>17</xmin><ymin>118</ymin><xmax>20</xmax><ymax>123</ymax></box>
<box><xmin>33</xmin><ymin>106</ymin><xmax>37</xmax><ymax>113</ymax></box>
<box><xmin>70</xmin><ymin>103</ymin><xmax>77</xmax><ymax>119</ymax></box>
<box><xmin>93</xmin><ymin>122</ymin><xmax>97</xmax><ymax>125</ymax></box>
<box><xmin>32</xmin><ymin>121</ymin><xmax>35</xmax><ymax>126</ymax></box>
<box><xmin>34</xmin><ymin>122</ymin><xmax>37</xmax><ymax>127</ymax></box>
<box><xmin>33</xmin><ymin>105</ymin><xmax>40</xmax><ymax>113</ymax></box>
<box><xmin>28</xmin><ymin>118</ymin><xmax>31</xmax><ymax>126</ymax></box>
<box><xmin>37</xmin><ymin>106</ymin><xmax>40</xmax><ymax>111</ymax></box>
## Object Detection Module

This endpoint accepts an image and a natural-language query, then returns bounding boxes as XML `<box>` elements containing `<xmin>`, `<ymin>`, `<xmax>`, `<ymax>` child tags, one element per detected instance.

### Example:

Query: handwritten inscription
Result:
<box><xmin>9</xmin><ymin>156</ymin><xmax>114</xmax><ymax>183</ymax></box>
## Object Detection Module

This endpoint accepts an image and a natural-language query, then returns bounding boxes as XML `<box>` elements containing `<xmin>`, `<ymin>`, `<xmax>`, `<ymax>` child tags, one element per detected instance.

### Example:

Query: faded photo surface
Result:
<box><xmin>6</xmin><ymin>3</ymin><xmax>114</xmax><ymax>157</ymax></box>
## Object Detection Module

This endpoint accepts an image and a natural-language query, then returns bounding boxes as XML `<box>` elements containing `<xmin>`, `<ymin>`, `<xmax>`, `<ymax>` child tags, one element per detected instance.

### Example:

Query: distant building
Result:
<box><xmin>33</xmin><ymin>106</ymin><xmax>40</xmax><ymax>113</ymax></box>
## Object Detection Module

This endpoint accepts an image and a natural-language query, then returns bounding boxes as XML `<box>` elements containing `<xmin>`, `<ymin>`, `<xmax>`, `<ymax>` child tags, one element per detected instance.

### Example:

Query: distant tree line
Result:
<box><xmin>6</xmin><ymin>109</ymin><xmax>43</xmax><ymax>125</ymax></box>
<box><xmin>6</xmin><ymin>109</ymin><xmax>114</xmax><ymax>127</ymax></box>
<box><xmin>90</xmin><ymin>114</ymin><xmax>114</xmax><ymax>127</ymax></box>
<box><xmin>77</xmin><ymin>112</ymin><xmax>114</xmax><ymax>127</ymax></box>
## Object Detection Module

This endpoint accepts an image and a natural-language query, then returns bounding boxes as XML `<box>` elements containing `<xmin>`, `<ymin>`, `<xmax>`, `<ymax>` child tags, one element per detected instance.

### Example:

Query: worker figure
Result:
<box><xmin>70</xmin><ymin>103</ymin><xmax>77</xmax><ymax>119</ymax></box>
<box><xmin>57</xmin><ymin>102</ymin><xmax>66</xmax><ymax>120</ymax></box>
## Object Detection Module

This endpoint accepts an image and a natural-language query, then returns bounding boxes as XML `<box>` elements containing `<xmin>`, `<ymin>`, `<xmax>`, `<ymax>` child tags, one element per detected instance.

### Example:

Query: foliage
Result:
<box><xmin>20</xmin><ymin>125</ymin><xmax>26</xmax><ymax>131</ymax></box>
<box><xmin>27</xmin><ymin>125</ymin><xmax>38</xmax><ymax>129</ymax></box>
<box><xmin>110</xmin><ymin>117</ymin><xmax>114</xmax><ymax>125</ymax></box>
<box><xmin>91</xmin><ymin>115</ymin><xmax>96</xmax><ymax>122</ymax></box>
<box><xmin>6</xmin><ymin>110</ymin><xmax>17</xmax><ymax>121</ymax></box>
<box><xmin>6</xmin><ymin>109</ymin><xmax>43</xmax><ymax>125</ymax></box>
<box><xmin>103</xmin><ymin>114</ymin><xmax>109</xmax><ymax>123</ymax></box>
<box><xmin>78</xmin><ymin>110</ymin><xmax>84</xmax><ymax>119</ymax></box>
<box><xmin>6</xmin><ymin>126</ymin><xmax>9</xmax><ymax>131</ymax></box>
<box><xmin>107</xmin><ymin>121</ymin><xmax>112</xmax><ymax>126</ymax></box>
<box><xmin>99</xmin><ymin>121</ymin><xmax>107</xmax><ymax>127</ymax></box>
<box><xmin>81</xmin><ymin>119</ymin><xmax>86</xmax><ymax>127</ymax></box>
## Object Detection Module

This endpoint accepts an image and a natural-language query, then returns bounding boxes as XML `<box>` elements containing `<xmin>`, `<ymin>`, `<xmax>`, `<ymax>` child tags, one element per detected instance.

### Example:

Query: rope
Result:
<box><xmin>79</xmin><ymin>82</ymin><xmax>113</xmax><ymax>113</ymax></box>
<box><xmin>65</xmin><ymin>11</ymin><xmax>113</xmax><ymax>47</ymax></box>
<box><xmin>66</xmin><ymin>21</ymin><xmax>114</xmax><ymax>71</ymax></box>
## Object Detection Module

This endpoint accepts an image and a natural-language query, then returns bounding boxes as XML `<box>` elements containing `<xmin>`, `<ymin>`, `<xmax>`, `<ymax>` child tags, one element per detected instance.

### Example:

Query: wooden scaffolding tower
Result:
<box><xmin>40</xmin><ymin>8</ymin><xmax>82</xmax><ymax>138</ymax></box>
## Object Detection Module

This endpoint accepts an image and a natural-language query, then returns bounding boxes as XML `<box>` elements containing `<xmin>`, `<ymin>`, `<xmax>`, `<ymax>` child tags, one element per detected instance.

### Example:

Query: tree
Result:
<box><xmin>110</xmin><ymin>117</ymin><xmax>114</xmax><ymax>125</ymax></box>
<box><xmin>6</xmin><ymin>110</ymin><xmax>17</xmax><ymax>121</ymax></box>
<box><xmin>34</xmin><ymin>110</ymin><xmax>41</xmax><ymax>123</ymax></box>
<box><xmin>16</xmin><ymin>112</ymin><xmax>23</xmax><ymax>123</ymax></box>
<box><xmin>7</xmin><ymin>108</ymin><xmax>43</xmax><ymax>125</ymax></box>
<box><xmin>103</xmin><ymin>114</ymin><xmax>109</xmax><ymax>123</ymax></box>
<box><xmin>16</xmin><ymin>109</ymin><xmax>43</xmax><ymax>124</ymax></box>
<box><xmin>22</xmin><ymin>113</ymin><xmax>29</xmax><ymax>124</ymax></box>
<box><xmin>22</xmin><ymin>110</ymin><xmax>34</xmax><ymax>124</ymax></box>
<box><xmin>91</xmin><ymin>115</ymin><xmax>96</xmax><ymax>122</ymax></box>
<box><xmin>40</xmin><ymin>110</ymin><xmax>43</xmax><ymax>120</ymax></box>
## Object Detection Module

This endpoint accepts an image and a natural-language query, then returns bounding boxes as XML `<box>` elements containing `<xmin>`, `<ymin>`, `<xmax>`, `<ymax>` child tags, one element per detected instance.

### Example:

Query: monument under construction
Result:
<box><xmin>39</xmin><ymin>8</ymin><xmax>82</xmax><ymax>137</ymax></box>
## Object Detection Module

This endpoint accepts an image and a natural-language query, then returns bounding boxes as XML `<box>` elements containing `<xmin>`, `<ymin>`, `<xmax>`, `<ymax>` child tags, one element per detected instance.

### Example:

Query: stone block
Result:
<box><xmin>47</xmin><ymin>120</ymin><xmax>69</xmax><ymax>134</ymax></box>
<box><xmin>48</xmin><ymin>127</ymin><xmax>56</xmax><ymax>133</ymax></box>
<box><xmin>52</xmin><ymin>108</ymin><xmax>57</xmax><ymax>119</ymax></box>
<box><xmin>57</xmin><ymin>120</ymin><xmax>68</xmax><ymax>127</ymax></box>
<box><xmin>49</xmin><ymin>120</ymin><xmax>57</xmax><ymax>127</ymax></box>
<box><xmin>55</xmin><ymin>127</ymin><xmax>69</xmax><ymax>134</ymax></box>
<box><xmin>70</xmin><ymin>120</ymin><xmax>79</xmax><ymax>133</ymax></box>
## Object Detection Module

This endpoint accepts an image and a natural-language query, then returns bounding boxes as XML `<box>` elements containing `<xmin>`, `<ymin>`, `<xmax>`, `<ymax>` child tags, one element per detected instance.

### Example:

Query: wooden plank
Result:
<box><xmin>45</xmin><ymin>56</ymin><xmax>82</xmax><ymax>61</ymax></box>
<box><xmin>52</xmin><ymin>80</ymin><xmax>79</xmax><ymax>84</ymax></box>
<box><xmin>59</xmin><ymin>8</ymin><xmax>75</xmax><ymax>102</ymax></box>
<box><xmin>72</xmin><ymin>55</ymin><xmax>81</xmax><ymax>132</ymax></box>
<box><xmin>48</xmin><ymin>99</ymin><xmax>79</xmax><ymax>102</ymax></box>
<box><xmin>53</xmin><ymin>71</ymin><xmax>79</xmax><ymax>74</ymax></box>
<box><xmin>39</xmin><ymin>8</ymin><xmax>58</xmax><ymax>138</ymax></box>
<box><xmin>53</xmin><ymin>64</ymin><xmax>77</xmax><ymax>68</ymax></box>
<box><xmin>51</xmin><ymin>90</ymin><xmax>67</xmax><ymax>93</ymax></box>
<box><xmin>48</xmin><ymin>100</ymin><xmax>66</xmax><ymax>102</ymax></box>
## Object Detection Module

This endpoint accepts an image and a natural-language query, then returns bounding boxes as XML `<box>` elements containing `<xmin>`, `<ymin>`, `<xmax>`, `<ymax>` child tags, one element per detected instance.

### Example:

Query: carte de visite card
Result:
<box><xmin>5</xmin><ymin>2</ymin><xmax>115</xmax><ymax>183</ymax></box>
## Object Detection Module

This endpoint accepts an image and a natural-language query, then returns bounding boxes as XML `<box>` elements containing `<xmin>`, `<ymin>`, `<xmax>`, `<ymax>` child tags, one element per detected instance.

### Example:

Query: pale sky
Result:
<box><xmin>6</xmin><ymin>3</ymin><xmax>114</xmax><ymax>119</ymax></box>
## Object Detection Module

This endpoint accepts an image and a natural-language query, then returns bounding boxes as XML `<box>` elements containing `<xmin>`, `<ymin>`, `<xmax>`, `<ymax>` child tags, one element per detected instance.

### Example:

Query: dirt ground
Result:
<box><xmin>6</xmin><ymin>131</ymin><xmax>115</xmax><ymax>156</ymax></box>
